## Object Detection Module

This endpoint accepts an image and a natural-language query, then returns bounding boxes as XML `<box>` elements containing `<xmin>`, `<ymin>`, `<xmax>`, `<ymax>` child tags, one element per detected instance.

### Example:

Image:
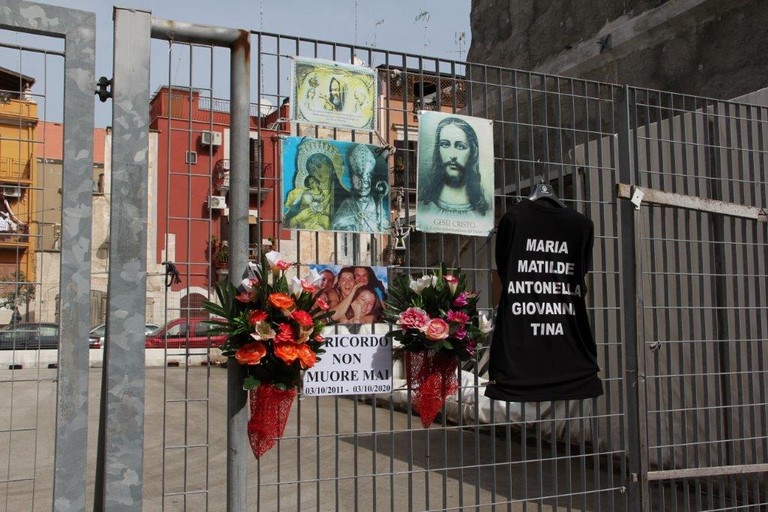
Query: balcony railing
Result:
<box><xmin>0</xmin><ymin>157</ymin><xmax>31</xmax><ymax>181</ymax></box>
<box><xmin>0</xmin><ymin>231</ymin><xmax>30</xmax><ymax>248</ymax></box>
<box><xmin>217</xmin><ymin>163</ymin><xmax>274</xmax><ymax>196</ymax></box>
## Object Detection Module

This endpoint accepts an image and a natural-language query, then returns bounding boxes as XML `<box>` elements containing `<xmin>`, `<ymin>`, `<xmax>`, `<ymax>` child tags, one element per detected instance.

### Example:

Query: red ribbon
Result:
<box><xmin>247</xmin><ymin>384</ymin><xmax>296</xmax><ymax>458</ymax></box>
<box><xmin>406</xmin><ymin>351</ymin><xmax>459</xmax><ymax>428</ymax></box>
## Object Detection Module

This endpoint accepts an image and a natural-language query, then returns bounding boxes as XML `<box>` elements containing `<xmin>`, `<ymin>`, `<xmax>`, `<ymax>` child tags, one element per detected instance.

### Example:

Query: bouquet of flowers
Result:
<box><xmin>385</xmin><ymin>264</ymin><xmax>492</xmax><ymax>427</ymax></box>
<box><xmin>203</xmin><ymin>251</ymin><xmax>333</xmax><ymax>458</ymax></box>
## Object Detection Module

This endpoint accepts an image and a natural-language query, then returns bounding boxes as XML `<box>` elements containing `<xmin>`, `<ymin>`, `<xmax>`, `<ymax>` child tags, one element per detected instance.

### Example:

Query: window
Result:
<box><xmin>166</xmin><ymin>323</ymin><xmax>188</xmax><ymax>337</ymax></box>
<box><xmin>185</xmin><ymin>151</ymin><xmax>198</xmax><ymax>165</ymax></box>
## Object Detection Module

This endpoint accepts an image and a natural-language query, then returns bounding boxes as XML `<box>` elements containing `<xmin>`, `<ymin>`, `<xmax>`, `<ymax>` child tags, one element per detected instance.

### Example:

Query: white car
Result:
<box><xmin>88</xmin><ymin>322</ymin><xmax>160</xmax><ymax>349</ymax></box>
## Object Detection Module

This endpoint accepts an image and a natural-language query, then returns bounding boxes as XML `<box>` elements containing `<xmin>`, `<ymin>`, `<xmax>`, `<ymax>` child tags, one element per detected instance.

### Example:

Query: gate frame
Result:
<box><xmin>104</xmin><ymin>9</ymin><xmax>251</xmax><ymax>511</ymax></box>
<box><xmin>0</xmin><ymin>2</ymin><xmax>95</xmax><ymax>511</ymax></box>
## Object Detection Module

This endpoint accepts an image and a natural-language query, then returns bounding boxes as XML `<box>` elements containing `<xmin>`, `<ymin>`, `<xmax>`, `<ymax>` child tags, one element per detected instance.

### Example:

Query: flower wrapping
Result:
<box><xmin>385</xmin><ymin>264</ymin><xmax>492</xmax><ymax>428</ymax></box>
<box><xmin>407</xmin><ymin>350</ymin><xmax>458</xmax><ymax>428</ymax></box>
<box><xmin>248</xmin><ymin>384</ymin><xmax>297</xmax><ymax>459</ymax></box>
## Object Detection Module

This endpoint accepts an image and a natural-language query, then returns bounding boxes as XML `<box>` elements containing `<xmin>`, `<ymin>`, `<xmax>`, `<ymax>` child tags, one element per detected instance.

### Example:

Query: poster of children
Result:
<box><xmin>311</xmin><ymin>264</ymin><xmax>387</xmax><ymax>325</ymax></box>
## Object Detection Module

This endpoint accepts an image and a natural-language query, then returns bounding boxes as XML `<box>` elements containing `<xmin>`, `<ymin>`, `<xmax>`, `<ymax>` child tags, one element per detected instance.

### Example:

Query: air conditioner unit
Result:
<box><xmin>207</xmin><ymin>195</ymin><xmax>227</xmax><ymax>210</ymax></box>
<box><xmin>200</xmin><ymin>130</ymin><xmax>222</xmax><ymax>147</ymax></box>
<box><xmin>2</xmin><ymin>186</ymin><xmax>22</xmax><ymax>198</ymax></box>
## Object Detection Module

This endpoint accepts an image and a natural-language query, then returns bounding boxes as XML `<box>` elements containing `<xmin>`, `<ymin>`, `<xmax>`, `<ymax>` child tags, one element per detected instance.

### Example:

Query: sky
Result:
<box><xmin>1</xmin><ymin>0</ymin><xmax>472</xmax><ymax>127</ymax></box>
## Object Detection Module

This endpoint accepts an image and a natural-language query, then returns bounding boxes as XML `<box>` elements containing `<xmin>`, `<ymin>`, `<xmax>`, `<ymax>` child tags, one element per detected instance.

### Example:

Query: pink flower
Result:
<box><xmin>444</xmin><ymin>274</ymin><xmax>459</xmax><ymax>294</ymax></box>
<box><xmin>452</xmin><ymin>292</ymin><xmax>469</xmax><ymax>308</ymax></box>
<box><xmin>275</xmin><ymin>260</ymin><xmax>292</xmax><ymax>271</ymax></box>
<box><xmin>465</xmin><ymin>338</ymin><xmax>477</xmax><ymax>355</ymax></box>
<box><xmin>315</xmin><ymin>297</ymin><xmax>331</xmax><ymax>311</ymax></box>
<box><xmin>240</xmin><ymin>276</ymin><xmax>260</xmax><ymax>292</ymax></box>
<box><xmin>422</xmin><ymin>318</ymin><xmax>450</xmax><ymax>341</ymax></box>
<box><xmin>235</xmin><ymin>290</ymin><xmax>254</xmax><ymax>303</ymax></box>
<box><xmin>250</xmin><ymin>322</ymin><xmax>276</xmax><ymax>341</ymax></box>
<box><xmin>454</xmin><ymin>326</ymin><xmax>467</xmax><ymax>340</ymax></box>
<box><xmin>446</xmin><ymin>310</ymin><xmax>470</xmax><ymax>325</ymax></box>
<box><xmin>397</xmin><ymin>307</ymin><xmax>430</xmax><ymax>330</ymax></box>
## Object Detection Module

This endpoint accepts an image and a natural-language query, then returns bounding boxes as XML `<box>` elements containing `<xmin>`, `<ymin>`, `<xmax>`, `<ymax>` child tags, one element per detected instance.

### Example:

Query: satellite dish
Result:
<box><xmin>257</xmin><ymin>97</ymin><xmax>274</xmax><ymax>116</ymax></box>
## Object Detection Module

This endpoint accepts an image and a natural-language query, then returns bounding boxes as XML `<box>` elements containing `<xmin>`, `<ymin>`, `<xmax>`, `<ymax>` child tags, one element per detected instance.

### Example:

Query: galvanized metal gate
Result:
<box><xmin>0</xmin><ymin>2</ymin><xmax>94</xmax><ymax>511</ymax></box>
<box><xmin>0</xmin><ymin>2</ymin><xmax>766</xmax><ymax>511</ymax></box>
<box><xmin>617</xmin><ymin>89</ymin><xmax>768</xmax><ymax>511</ymax></box>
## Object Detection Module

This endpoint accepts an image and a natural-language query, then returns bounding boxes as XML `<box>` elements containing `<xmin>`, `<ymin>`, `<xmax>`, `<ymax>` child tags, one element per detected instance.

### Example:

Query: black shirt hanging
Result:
<box><xmin>485</xmin><ymin>199</ymin><xmax>603</xmax><ymax>402</ymax></box>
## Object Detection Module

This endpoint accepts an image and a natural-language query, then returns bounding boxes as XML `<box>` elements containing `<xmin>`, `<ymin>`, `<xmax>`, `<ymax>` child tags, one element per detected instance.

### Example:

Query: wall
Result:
<box><xmin>468</xmin><ymin>0</ymin><xmax>768</xmax><ymax>100</ymax></box>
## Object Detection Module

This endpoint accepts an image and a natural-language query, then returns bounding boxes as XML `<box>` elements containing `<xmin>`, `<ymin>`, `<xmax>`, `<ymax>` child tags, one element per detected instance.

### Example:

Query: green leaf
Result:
<box><xmin>243</xmin><ymin>375</ymin><xmax>260</xmax><ymax>390</ymax></box>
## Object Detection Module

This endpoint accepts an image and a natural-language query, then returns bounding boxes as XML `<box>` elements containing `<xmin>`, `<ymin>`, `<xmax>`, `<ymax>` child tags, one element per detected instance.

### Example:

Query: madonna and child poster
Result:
<box><xmin>281</xmin><ymin>136</ymin><xmax>390</xmax><ymax>234</ymax></box>
<box><xmin>415</xmin><ymin>111</ymin><xmax>495</xmax><ymax>237</ymax></box>
<box><xmin>291</xmin><ymin>57</ymin><xmax>378</xmax><ymax>132</ymax></box>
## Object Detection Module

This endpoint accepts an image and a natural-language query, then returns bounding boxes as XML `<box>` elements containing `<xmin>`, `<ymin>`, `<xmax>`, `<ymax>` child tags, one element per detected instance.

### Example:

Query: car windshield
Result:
<box><xmin>147</xmin><ymin>325</ymin><xmax>164</xmax><ymax>337</ymax></box>
<box><xmin>90</xmin><ymin>324</ymin><xmax>106</xmax><ymax>337</ymax></box>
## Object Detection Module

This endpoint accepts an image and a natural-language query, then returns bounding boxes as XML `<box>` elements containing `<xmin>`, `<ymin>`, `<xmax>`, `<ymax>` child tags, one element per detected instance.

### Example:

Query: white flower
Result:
<box><xmin>304</xmin><ymin>268</ymin><xmax>323</xmax><ymax>285</ymax></box>
<box><xmin>265</xmin><ymin>251</ymin><xmax>282</xmax><ymax>268</ymax></box>
<box><xmin>479</xmin><ymin>313</ymin><xmax>494</xmax><ymax>333</ymax></box>
<box><xmin>240</xmin><ymin>277</ymin><xmax>256</xmax><ymax>293</ymax></box>
<box><xmin>288</xmin><ymin>276</ymin><xmax>304</xmax><ymax>296</ymax></box>
<box><xmin>409</xmin><ymin>275</ymin><xmax>434</xmax><ymax>295</ymax></box>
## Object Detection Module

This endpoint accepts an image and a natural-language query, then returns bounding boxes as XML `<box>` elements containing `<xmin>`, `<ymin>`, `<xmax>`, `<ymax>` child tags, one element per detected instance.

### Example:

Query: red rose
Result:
<box><xmin>422</xmin><ymin>318</ymin><xmax>450</xmax><ymax>341</ymax></box>
<box><xmin>249</xmin><ymin>310</ymin><xmax>268</xmax><ymax>324</ymax></box>
<box><xmin>273</xmin><ymin>342</ymin><xmax>298</xmax><ymax>364</ymax></box>
<box><xmin>268</xmin><ymin>292</ymin><xmax>295</xmax><ymax>310</ymax></box>
<box><xmin>291</xmin><ymin>309</ymin><xmax>314</xmax><ymax>328</ymax></box>
<box><xmin>296</xmin><ymin>343</ymin><xmax>317</xmax><ymax>369</ymax></box>
<box><xmin>274</xmin><ymin>322</ymin><xmax>297</xmax><ymax>343</ymax></box>
<box><xmin>234</xmin><ymin>341</ymin><xmax>267</xmax><ymax>365</ymax></box>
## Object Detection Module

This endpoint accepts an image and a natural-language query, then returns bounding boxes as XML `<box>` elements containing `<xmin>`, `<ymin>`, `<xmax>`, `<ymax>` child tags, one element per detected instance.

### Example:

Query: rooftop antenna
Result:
<box><xmin>259</xmin><ymin>0</ymin><xmax>265</xmax><ymax>97</ymax></box>
<box><xmin>415</xmin><ymin>10</ymin><xmax>430</xmax><ymax>51</ymax></box>
<box><xmin>373</xmin><ymin>19</ymin><xmax>384</xmax><ymax>48</ymax></box>
<box><xmin>454</xmin><ymin>31</ymin><xmax>466</xmax><ymax>60</ymax></box>
<box><xmin>354</xmin><ymin>0</ymin><xmax>359</xmax><ymax>47</ymax></box>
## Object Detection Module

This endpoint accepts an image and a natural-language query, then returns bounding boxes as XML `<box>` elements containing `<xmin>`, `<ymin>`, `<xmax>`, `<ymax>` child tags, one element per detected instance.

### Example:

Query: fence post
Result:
<box><xmin>617</xmin><ymin>85</ymin><xmax>650</xmax><ymax>511</ymax></box>
<box><xmin>227</xmin><ymin>30</ymin><xmax>251</xmax><ymax>512</ymax></box>
<box><xmin>97</xmin><ymin>7</ymin><xmax>152</xmax><ymax>511</ymax></box>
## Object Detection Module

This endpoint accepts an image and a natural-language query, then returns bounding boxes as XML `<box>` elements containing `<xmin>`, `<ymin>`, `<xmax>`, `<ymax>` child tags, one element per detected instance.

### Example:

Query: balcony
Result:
<box><xmin>0</xmin><ymin>157</ymin><xmax>32</xmax><ymax>182</ymax></box>
<box><xmin>217</xmin><ymin>163</ymin><xmax>274</xmax><ymax>202</ymax></box>
<box><xmin>0</xmin><ymin>231</ymin><xmax>30</xmax><ymax>249</ymax></box>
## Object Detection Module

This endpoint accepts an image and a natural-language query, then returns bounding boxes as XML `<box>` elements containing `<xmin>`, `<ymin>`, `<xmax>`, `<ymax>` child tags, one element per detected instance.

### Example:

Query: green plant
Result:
<box><xmin>0</xmin><ymin>270</ymin><xmax>35</xmax><ymax>310</ymax></box>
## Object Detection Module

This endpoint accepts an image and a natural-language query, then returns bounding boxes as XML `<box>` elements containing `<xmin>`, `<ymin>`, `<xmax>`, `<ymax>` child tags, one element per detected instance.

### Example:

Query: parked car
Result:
<box><xmin>88</xmin><ymin>322</ymin><xmax>160</xmax><ymax>349</ymax></box>
<box><xmin>0</xmin><ymin>323</ymin><xmax>59</xmax><ymax>350</ymax></box>
<box><xmin>145</xmin><ymin>318</ymin><xmax>226</xmax><ymax>349</ymax></box>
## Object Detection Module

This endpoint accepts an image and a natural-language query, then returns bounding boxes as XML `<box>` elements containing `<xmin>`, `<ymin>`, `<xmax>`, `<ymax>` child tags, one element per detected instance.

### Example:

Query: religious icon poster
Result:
<box><xmin>415</xmin><ymin>111</ymin><xmax>495</xmax><ymax>236</ymax></box>
<box><xmin>281</xmin><ymin>136</ymin><xmax>390</xmax><ymax>234</ymax></box>
<box><xmin>291</xmin><ymin>57</ymin><xmax>378</xmax><ymax>132</ymax></box>
<box><xmin>310</xmin><ymin>264</ymin><xmax>388</xmax><ymax>325</ymax></box>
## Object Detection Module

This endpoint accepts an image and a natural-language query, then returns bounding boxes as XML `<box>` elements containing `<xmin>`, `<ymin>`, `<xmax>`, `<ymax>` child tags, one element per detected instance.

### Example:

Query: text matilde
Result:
<box><xmin>507</xmin><ymin>238</ymin><xmax>582</xmax><ymax>336</ymax></box>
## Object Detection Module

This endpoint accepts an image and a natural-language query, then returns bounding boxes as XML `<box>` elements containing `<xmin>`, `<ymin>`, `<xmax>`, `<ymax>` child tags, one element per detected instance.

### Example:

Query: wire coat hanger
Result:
<box><xmin>528</xmin><ymin>178</ymin><xmax>566</xmax><ymax>208</ymax></box>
